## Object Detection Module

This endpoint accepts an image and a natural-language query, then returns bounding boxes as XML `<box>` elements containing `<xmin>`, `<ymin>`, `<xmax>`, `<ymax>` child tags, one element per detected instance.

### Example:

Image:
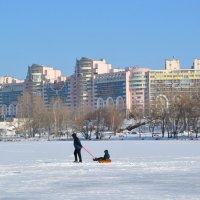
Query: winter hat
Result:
<box><xmin>104</xmin><ymin>150</ymin><xmax>108</xmax><ymax>153</ymax></box>
<box><xmin>72</xmin><ymin>133</ymin><xmax>76</xmax><ymax>137</ymax></box>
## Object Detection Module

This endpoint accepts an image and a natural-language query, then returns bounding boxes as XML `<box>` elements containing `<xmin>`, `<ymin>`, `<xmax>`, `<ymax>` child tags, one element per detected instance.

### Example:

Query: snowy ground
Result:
<box><xmin>0</xmin><ymin>140</ymin><xmax>200</xmax><ymax>200</ymax></box>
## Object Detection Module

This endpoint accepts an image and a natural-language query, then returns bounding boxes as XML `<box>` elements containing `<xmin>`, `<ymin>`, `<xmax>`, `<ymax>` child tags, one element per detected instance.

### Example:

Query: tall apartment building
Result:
<box><xmin>43</xmin><ymin>78</ymin><xmax>72</xmax><ymax>108</ymax></box>
<box><xmin>1</xmin><ymin>64</ymin><xmax>71</xmax><ymax>119</ymax></box>
<box><xmin>193</xmin><ymin>59</ymin><xmax>200</xmax><ymax>70</ymax></box>
<box><xmin>129</xmin><ymin>68</ymin><xmax>149</xmax><ymax>113</ymax></box>
<box><xmin>94</xmin><ymin>67</ymin><xmax>150</xmax><ymax>115</ymax></box>
<box><xmin>0</xmin><ymin>82</ymin><xmax>24</xmax><ymax>119</ymax></box>
<box><xmin>0</xmin><ymin>76</ymin><xmax>24</xmax><ymax>119</ymax></box>
<box><xmin>149</xmin><ymin>58</ymin><xmax>200</xmax><ymax>110</ymax></box>
<box><xmin>25</xmin><ymin>64</ymin><xmax>67</xmax><ymax>96</ymax></box>
<box><xmin>73</xmin><ymin>57</ymin><xmax>111</xmax><ymax>108</ymax></box>
<box><xmin>165</xmin><ymin>57</ymin><xmax>180</xmax><ymax>70</ymax></box>
<box><xmin>0</xmin><ymin>76</ymin><xmax>23</xmax><ymax>89</ymax></box>
<box><xmin>94</xmin><ymin>70</ymin><xmax>127</xmax><ymax>110</ymax></box>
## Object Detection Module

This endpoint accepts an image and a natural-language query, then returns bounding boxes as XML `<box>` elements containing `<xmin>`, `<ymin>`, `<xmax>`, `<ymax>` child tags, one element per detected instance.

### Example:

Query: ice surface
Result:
<box><xmin>0</xmin><ymin>140</ymin><xmax>200</xmax><ymax>200</ymax></box>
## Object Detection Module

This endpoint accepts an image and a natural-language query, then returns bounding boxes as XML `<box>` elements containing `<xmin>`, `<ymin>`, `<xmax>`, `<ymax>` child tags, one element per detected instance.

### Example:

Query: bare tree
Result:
<box><xmin>59</xmin><ymin>107</ymin><xmax>73</xmax><ymax>139</ymax></box>
<box><xmin>73</xmin><ymin>106</ymin><xmax>95</xmax><ymax>139</ymax></box>
<box><xmin>94</xmin><ymin>109</ymin><xmax>106</xmax><ymax>139</ymax></box>
<box><xmin>17</xmin><ymin>92</ymin><xmax>33</xmax><ymax>138</ymax></box>
<box><xmin>103</xmin><ymin>105</ymin><xmax>125</xmax><ymax>134</ymax></box>
<box><xmin>31</xmin><ymin>96</ymin><xmax>47</xmax><ymax>137</ymax></box>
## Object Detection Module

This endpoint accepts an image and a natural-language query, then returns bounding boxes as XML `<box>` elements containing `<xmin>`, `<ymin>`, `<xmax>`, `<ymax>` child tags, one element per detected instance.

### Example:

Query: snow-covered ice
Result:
<box><xmin>0</xmin><ymin>140</ymin><xmax>200</xmax><ymax>200</ymax></box>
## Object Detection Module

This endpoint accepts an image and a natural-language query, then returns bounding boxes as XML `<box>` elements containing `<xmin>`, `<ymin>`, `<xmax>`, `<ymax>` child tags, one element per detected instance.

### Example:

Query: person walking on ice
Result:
<box><xmin>72</xmin><ymin>133</ymin><xmax>82</xmax><ymax>163</ymax></box>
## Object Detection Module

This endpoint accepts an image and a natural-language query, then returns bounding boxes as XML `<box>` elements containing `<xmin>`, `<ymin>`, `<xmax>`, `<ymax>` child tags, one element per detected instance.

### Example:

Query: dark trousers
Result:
<box><xmin>94</xmin><ymin>157</ymin><xmax>104</xmax><ymax>161</ymax></box>
<box><xmin>74</xmin><ymin>149</ymin><xmax>82</xmax><ymax>162</ymax></box>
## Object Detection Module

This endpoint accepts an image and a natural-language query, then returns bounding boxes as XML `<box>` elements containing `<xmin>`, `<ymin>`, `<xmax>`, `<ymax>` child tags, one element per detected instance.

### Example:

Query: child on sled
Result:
<box><xmin>93</xmin><ymin>150</ymin><xmax>110</xmax><ymax>161</ymax></box>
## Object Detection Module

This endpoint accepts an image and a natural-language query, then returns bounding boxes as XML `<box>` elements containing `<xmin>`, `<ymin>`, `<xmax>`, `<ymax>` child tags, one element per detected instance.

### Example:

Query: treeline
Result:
<box><xmin>145</xmin><ymin>93</ymin><xmax>200</xmax><ymax>138</ymax></box>
<box><xmin>7</xmin><ymin>92</ymin><xmax>200</xmax><ymax>139</ymax></box>
<box><xmin>14</xmin><ymin>92</ymin><xmax>125</xmax><ymax>139</ymax></box>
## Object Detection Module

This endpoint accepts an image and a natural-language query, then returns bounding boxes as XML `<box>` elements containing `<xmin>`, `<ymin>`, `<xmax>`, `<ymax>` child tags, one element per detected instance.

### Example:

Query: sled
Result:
<box><xmin>98</xmin><ymin>159</ymin><xmax>112</xmax><ymax>163</ymax></box>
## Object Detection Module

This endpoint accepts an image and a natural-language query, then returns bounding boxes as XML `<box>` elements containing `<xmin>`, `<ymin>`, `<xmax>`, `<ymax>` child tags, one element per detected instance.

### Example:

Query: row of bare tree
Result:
<box><xmin>14</xmin><ymin>92</ymin><xmax>125</xmax><ymax>139</ymax></box>
<box><xmin>139</xmin><ymin>93</ymin><xmax>200</xmax><ymax>138</ymax></box>
<box><xmin>6</xmin><ymin>91</ymin><xmax>200</xmax><ymax>139</ymax></box>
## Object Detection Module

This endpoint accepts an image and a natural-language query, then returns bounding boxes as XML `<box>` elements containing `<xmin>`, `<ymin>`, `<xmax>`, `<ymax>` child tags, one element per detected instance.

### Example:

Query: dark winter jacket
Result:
<box><xmin>73</xmin><ymin>136</ymin><xmax>82</xmax><ymax>150</ymax></box>
<box><xmin>103</xmin><ymin>150</ymin><xmax>110</xmax><ymax>160</ymax></box>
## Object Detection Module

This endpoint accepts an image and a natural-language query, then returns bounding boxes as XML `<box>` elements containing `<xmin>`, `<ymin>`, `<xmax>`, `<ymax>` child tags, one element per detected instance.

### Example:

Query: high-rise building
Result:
<box><xmin>43</xmin><ymin>78</ymin><xmax>72</xmax><ymax>108</ymax></box>
<box><xmin>94</xmin><ymin>70</ymin><xmax>127</xmax><ymax>110</ymax></box>
<box><xmin>93</xmin><ymin>67</ymin><xmax>150</xmax><ymax>115</ymax></box>
<box><xmin>0</xmin><ymin>76</ymin><xmax>23</xmax><ymax>89</ymax></box>
<box><xmin>149</xmin><ymin>59</ymin><xmax>200</xmax><ymax>110</ymax></box>
<box><xmin>0</xmin><ymin>82</ymin><xmax>24</xmax><ymax>119</ymax></box>
<box><xmin>25</xmin><ymin>64</ymin><xmax>67</xmax><ymax>96</ymax></box>
<box><xmin>129</xmin><ymin>68</ymin><xmax>150</xmax><ymax>113</ymax></box>
<box><xmin>73</xmin><ymin>57</ymin><xmax>111</xmax><ymax>108</ymax></box>
<box><xmin>165</xmin><ymin>57</ymin><xmax>180</xmax><ymax>70</ymax></box>
<box><xmin>193</xmin><ymin>59</ymin><xmax>200</xmax><ymax>70</ymax></box>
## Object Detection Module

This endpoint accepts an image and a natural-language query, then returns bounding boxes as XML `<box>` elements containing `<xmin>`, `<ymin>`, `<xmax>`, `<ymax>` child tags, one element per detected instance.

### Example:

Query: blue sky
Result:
<box><xmin>0</xmin><ymin>0</ymin><xmax>200</xmax><ymax>79</ymax></box>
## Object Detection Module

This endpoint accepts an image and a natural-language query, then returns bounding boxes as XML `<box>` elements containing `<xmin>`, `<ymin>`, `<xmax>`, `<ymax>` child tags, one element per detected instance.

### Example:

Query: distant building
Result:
<box><xmin>129</xmin><ymin>68</ymin><xmax>150</xmax><ymax>114</ymax></box>
<box><xmin>94</xmin><ymin>67</ymin><xmax>150</xmax><ymax>115</ymax></box>
<box><xmin>165</xmin><ymin>57</ymin><xmax>180</xmax><ymax>70</ymax></box>
<box><xmin>25</xmin><ymin>64</ymin><xmax>67</xmax><ymax>96</ymax></box>
<box><xmin>149</xmin><ymin>58</ymin><xmax>200</xmax><ymax>110</ymax></box>
<box><xmin>0</xmin><ymin>76</ymin><xmax>23</xmax><ymax>89</ymax></box>
<box><xmin>73</xmin><ymin>57</ymin><xmax>112</xmax><ymax>109</ymax></box>
<box><xmin>1</xmin><ymin>57</ymin><xmax>200</xmax><ymax>120</ymax></box>
<box><xmin>94</xmin><ymin>71</ymin><xmax>127</xmax><ymax>110</ymax></box>
<box><xmin>193</xmin><ymin>59</ymin><xmax>200</xmax><ymax>70</ymax></box>
<box><xmin>43</xmin><ymin>78</ymin><xmax>72</xmax><ymax>108</ymax></box>
<box><xmin>0</xmin><ymin>82</ymin><xmax>24</xmax><ymax>119</ymax></box>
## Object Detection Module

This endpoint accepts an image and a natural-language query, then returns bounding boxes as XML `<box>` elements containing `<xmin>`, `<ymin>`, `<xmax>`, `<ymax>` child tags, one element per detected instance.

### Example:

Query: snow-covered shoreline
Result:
<box><xmin>0</xmin><ymin>134</ymin><xmax>199</xmax><ymax>143</ymax></box>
